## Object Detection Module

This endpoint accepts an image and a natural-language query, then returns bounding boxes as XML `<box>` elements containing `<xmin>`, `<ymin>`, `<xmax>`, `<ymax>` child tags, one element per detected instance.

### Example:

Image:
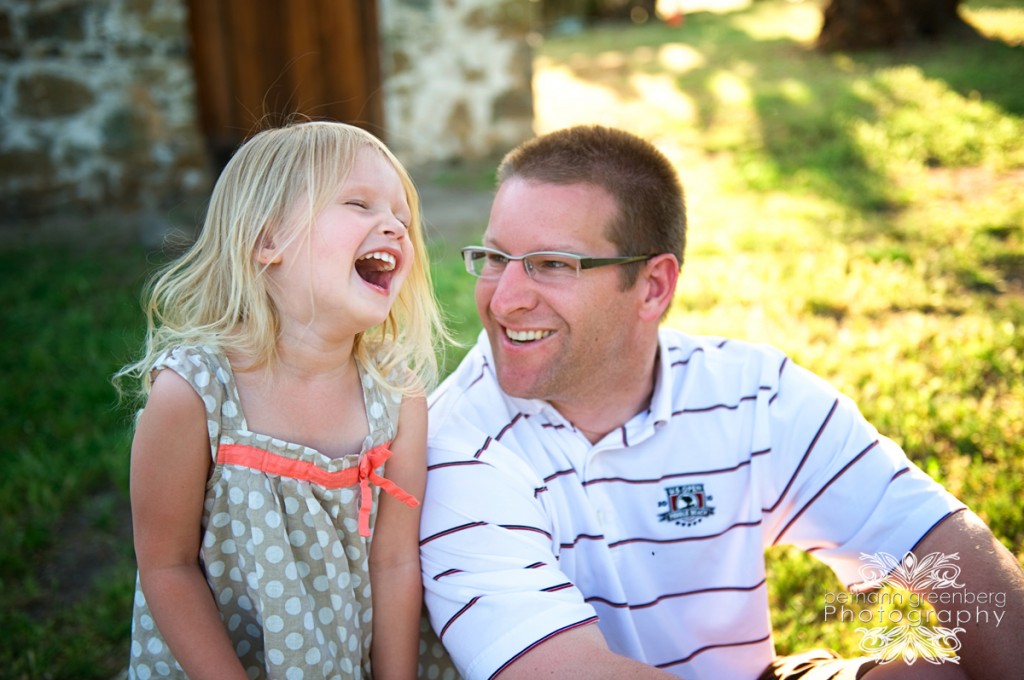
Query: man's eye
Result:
<box><xmin>486</xmin><ymin>253</ymin><xmax>509</xmax><ymax>265</ymax></box>
<box><xmin>537</xmin><ymin>258</ymin><xmax>571</xmax><ymax>270</ymax></box>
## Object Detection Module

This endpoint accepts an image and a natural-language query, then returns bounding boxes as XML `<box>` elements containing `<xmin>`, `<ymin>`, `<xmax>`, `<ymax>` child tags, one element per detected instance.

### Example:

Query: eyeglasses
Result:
<box><xmin>462</xmin><ymin>246</ymin><xmax>652</xmax><ymax>282</ymax></box>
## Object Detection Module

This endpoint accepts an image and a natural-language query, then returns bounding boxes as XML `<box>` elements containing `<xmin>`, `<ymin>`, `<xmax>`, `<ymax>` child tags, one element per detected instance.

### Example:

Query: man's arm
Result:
<box><xmin>495</xmin><ymin>625</ymin><xmax>676</xmax><ymax>679</ymax></box>
<box><xmin>911</xmin><ymin>509</ymin><xmax>1024</xmax><ymax>680</ymax></box>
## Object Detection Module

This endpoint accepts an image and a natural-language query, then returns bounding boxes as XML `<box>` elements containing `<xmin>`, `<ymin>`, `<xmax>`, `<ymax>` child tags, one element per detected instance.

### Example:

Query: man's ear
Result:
<box><xmin>637</xmin><ymin>254</ymin><xmax>679</xmax><ymax>322</ymax></box>
<box><xmin>257</xmin><ymin>234</ymin><xmax>283</xmax><ymax>265</ymax></box>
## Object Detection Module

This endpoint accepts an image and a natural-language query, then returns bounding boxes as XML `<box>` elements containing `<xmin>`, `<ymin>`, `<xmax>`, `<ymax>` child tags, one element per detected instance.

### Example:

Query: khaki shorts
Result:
<box><xmin>759</xmin><ymin>649</ymin><xmax>879</xmax><ymax>680</ymax></box>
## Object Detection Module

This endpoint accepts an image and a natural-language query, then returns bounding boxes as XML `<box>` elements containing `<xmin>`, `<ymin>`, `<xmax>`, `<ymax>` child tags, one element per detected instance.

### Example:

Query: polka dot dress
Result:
<box><xmin>128</xmin><ymin>345</ymin><xmax>401</xmax><ymax>680</ymax></box>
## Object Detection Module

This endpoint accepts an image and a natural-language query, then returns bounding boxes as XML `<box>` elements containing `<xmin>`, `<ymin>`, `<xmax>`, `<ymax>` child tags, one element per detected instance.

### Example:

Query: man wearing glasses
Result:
<box><xmin>418</xmin><ymin>126</ymin><xmax>1023</xmax><ymax>680</ymax></box>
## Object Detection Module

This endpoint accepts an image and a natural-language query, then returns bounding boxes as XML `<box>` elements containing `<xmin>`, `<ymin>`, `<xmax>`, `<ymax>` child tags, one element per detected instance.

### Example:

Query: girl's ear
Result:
<box><xmin>257</xmin><ymin>234</ymin><xmax>283</xmax><ymax>265</ymax></box>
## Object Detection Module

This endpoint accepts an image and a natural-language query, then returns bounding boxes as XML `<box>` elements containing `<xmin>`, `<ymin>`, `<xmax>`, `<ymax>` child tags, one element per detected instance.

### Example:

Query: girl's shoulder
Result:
<box><xmin>153</xmin><ymin>344</ymin><xmax>234</xmax><ymax>396</ymax></box>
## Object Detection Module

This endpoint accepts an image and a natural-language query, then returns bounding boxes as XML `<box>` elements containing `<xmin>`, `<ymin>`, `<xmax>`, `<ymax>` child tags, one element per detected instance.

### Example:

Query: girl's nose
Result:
<box><xmin>381</xmin><ymin>215</ymin><xmax>408</xmax><ymax>239</ymax></box>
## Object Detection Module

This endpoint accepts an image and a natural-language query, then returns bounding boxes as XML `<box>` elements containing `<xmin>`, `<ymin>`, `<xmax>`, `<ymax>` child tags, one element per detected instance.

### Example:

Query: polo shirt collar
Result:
<box><xmin>477</xmin><ymin>329</ymin><xmax>676</xmax><ymax>436</ymax></box>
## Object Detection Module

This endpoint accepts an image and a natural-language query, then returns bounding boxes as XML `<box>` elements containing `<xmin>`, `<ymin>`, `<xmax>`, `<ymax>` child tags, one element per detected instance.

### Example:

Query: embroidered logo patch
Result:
<box><xmin>658</xmin><ymin>483</ymin><xmax>714</xmax><ymax>526</ymax></box>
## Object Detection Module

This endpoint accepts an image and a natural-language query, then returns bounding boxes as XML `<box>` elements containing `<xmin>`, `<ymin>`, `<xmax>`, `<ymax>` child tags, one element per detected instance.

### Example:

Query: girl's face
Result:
<box><xmin>262</xmin><ymin>146</ymin><xmax>414</xmax><ymax>339</ymax></box>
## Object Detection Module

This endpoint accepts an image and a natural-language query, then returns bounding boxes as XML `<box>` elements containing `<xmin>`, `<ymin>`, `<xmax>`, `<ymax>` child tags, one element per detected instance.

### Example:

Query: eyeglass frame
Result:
<box><xmin>461</xmin><ymin>245</ymin><xmax>654</xmax><ymax>281</ymax></box>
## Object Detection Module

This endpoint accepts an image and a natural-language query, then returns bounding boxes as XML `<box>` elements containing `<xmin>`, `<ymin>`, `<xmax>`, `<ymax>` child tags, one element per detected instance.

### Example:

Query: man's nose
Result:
<box><xmin>486</xmin><ymin>259</ymin><xmax>537</xmax><ymax>313</ymax></box>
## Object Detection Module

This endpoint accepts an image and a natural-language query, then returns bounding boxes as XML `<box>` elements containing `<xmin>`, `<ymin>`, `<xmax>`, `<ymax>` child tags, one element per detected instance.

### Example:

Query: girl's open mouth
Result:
<box><xmin>355</xmin><ymin>251</ymin><xmax>397</xmax><ymax>291</ymax></box>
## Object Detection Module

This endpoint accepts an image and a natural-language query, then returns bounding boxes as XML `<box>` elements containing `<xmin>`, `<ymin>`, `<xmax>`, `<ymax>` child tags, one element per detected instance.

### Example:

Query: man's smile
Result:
<box><xmin>503</xmin><ymin>328</ymin><xmax>553</xmax><ymax>344</ymax></box>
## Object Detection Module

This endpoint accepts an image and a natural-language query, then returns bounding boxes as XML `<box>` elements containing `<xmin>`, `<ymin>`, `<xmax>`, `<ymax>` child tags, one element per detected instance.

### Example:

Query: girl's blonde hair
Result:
<box><xmin>116</xmin><ymin>120</ymin><xmax>446</xmax><ymax>402</ymax></box>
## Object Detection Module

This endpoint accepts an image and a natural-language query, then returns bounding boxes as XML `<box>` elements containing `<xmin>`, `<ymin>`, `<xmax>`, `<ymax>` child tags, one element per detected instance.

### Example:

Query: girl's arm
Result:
<box><xmin>370</xmin><ymin>392</ymin><xmax>428</xmax><ymax>680</ymax></box>
<box><xmin>131</xmin><ymin>369</ymin><xmax>248</xmax><ymax>680</ymax></box>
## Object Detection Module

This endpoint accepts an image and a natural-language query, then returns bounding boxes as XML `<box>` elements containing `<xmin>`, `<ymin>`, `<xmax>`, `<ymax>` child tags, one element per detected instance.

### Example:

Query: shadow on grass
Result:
<box><xmin>544</xmin><ymin>2</ymin><xmax>1023</xmax><ymax>231</ymax></box>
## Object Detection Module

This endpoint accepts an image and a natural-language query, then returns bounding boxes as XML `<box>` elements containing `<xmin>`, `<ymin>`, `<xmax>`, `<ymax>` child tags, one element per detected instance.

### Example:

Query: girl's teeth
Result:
<box><xmin>358</xmin><ymin>252</ymin><xmax>396</xmax><ymax>269</ymax></box>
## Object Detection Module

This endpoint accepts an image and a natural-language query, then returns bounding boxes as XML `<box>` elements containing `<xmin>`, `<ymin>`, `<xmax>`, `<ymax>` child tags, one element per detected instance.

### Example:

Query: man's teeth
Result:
<box><xmin>357</xmin><ymin>251</ymin><xmax>396</xmax><ymax>270</ymax></box>
<box><xmin>506</xmin><ymin>329</ymin><xmax>552</xmax><ymax>342</ymax></box>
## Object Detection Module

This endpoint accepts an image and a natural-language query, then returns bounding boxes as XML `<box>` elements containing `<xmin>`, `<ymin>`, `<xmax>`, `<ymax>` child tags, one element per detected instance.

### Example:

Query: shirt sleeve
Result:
<box><xmin>421</xmin><ymin>411</ymin><xmax>598</xmax><ymax>679</ymax></box>
<box><xmin>758</xmin><ymin>354</ymin><xmax>965</xmax><ymax>588</ymax></box>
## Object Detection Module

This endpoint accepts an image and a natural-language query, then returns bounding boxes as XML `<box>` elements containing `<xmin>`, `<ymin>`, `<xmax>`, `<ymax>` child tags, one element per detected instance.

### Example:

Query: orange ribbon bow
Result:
<box><xmin>218</xmin><ymin>442</ymin><xmax>420</xmax><ymax>538</ymax></box>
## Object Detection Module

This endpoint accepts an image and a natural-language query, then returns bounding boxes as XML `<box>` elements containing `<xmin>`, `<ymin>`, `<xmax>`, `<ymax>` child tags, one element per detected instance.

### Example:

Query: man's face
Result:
<box><xmin>475</xmin><ymin>177</ymin><xmax>645</xmax><ymax>410</ymax></box>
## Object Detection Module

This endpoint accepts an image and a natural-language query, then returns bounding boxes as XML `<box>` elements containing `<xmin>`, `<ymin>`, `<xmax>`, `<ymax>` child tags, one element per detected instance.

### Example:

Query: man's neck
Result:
<box><xmin>552</xmin><ymin>349</ymin><xmax>661</xmax><ymax>445</ymax></box>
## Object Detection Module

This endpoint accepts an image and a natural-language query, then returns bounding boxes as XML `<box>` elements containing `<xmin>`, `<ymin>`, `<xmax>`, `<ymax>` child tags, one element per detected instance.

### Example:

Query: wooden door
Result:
<box><xmin>186</xmin><ymin>0</ymin><xmax>382</xmax><ymax>169</ymax></box>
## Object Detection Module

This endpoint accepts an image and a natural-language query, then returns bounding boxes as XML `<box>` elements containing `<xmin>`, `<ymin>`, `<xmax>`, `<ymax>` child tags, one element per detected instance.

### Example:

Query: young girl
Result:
<box><xmin>118</xmin><ymin>121</ymin><xmax>446</xmax><ymax>679</ymax></box>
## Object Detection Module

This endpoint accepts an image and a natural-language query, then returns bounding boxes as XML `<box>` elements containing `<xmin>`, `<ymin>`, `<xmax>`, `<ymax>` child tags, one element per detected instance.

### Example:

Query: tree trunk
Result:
<box><xmin>817</xmin><ymin>0</ymin><xmax>967</xmax><ymax>51</ymax></box>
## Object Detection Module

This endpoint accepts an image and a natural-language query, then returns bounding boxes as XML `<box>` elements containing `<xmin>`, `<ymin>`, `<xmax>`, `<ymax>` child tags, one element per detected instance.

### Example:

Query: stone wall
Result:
<box><xmin>0</xmin><ymin>0</ymin><xmax>210</xmax><ymax>234</ymax></box>
<box><xmin>0</xmin><ymin>0</ymin><xmax>535</xmax><ymax>238</ymax></box>
<box><xmin>378</xmin><ymin>0</ymin><xmax>536</xmax><ymax>166</ymax></box>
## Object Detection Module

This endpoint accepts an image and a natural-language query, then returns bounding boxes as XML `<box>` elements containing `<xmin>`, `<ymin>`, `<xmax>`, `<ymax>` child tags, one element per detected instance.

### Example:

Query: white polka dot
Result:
<box><xmin>286</xmin><ymin>632</ymin><xmax>305</xmax><ymax>650</ymax></box>
<box><xmin>313</xmin><ymin>575</ymin><xmax>329</xmax><ymax>591</ymax></box>
<box><xmin>343</xmin><ymin>517</ymin><xmax>358</xmax><ymax>534</ymax></box>
<box><xmin>332</xmin><ymin>542</ymin><xmax>345</xmax><ymax>559</ymax></box>
<box><xmin>265</xmin><ymin>580</ymin><xmax>284</xmax><ymax>598</ymax></box>
<box><xmin>265</xmin><ymin>546</ymin><xmax>285</xmax><ymax>564</ymax></box>
<box><xmin>202</xmin><ymin>394</ymin><xmax>217</xmax><ymax>413</ymax></box>
<box><xmin>251</xmin><ymin>527</ymin><xmax>264</xmax><ymax>545</ymax></box>
<box><xmin>140</xmin><ymin>613</ymin><xmax>155</xmax><ymax>631</ymax></box>
<box><xmin>228</xmin><ymin>613</ymin><xmax>241</xmax><ymax>631</ymax></box>
<box><xmin>286</xmin><ymin>668</ymin><xmax>304</xmax><ymax>680</ymax></box>
<box><xmin>212</xmin><ymin>512</ymin><xmax>231</xmax><ymax>528</ymax></box>
<box><xmin>339</xmin><ymin>488</ymin><xmax>355</xmax><ymax>504</ymax></box>
<box><xmin>286</xmin><ymin>596</ymin><xmax>303</xmax><ymax>615</ymax></box>
<box><xmin>266</xmin><ymin>510</ymin><xmax>282</xmax><ymax>528</ymax></box>
<box><xmin>246</xmin><ymin>623</ymin><xmax>261</xmax><ymax>638</ymax></box>
<box><xmin>238</xmin><ymin>595</ymin><xmax>252</xmax><ymax>611</ymax></box>
<box><xmin>303</xmin><ymin>611</ymin><xmax>314</xmax><ymax>630</ymax></box>
<box><xmin>154</xmin><ymin>661</ymin><xmax>172</xmax><ymax>677</ymax></box>
<box><xmin>221</xmin><ymin>539</ymin><xmax>237</xmax><ymax>554</ymax></box>
<box><xmin>346</xmin><ymin>545</ymin><xmax>361</xmax><ymax>560</ymax></box>
<box><xmin>230</xmin><ymin>567</ymin><xmax>243</xmax><ymax>583</ymax></box>
<box><xmin>207</xmin><ymin>560</ymin><xmax>226</xmax><ymax>578</ymax></box>
<box><xmin>146</xmin><ymin>637</ymin><xmax>164</xmax><ymax>655</ymax></box>
<box><xmin>222</xmin><ymin>400</ymin><xmax>238</xmax><ymax>418</ymax></box>
<box><xmin>285</xmin><ymin>497</ymin><xmax>300</xmax><ymax>515</ymax></box>
<box><xmin>194</xmin><ymin>370</ymin><xmax>210</xmax><ymax>387</ymax></box>
<box><xmin>310</xmin><ymin>543</ymin><xmax>324</xmax><ymax>561</ymax></box>
<box><xmin>369</xmin><ymin>402</ymin><xmax>384</xmax><ymax>418</ymax></box>
<box><xmin>289</xmin><ymin>531</ymin><xmax>307</xmax><ymax>547</ymax></box>
<box><xmin>267</xmin><ymin>648</ymin><xmax>284</xmax><ymax>665</ymax></box>
<box><xmin>318</xmin><ymin>607</ymin><xmax>334</xmax><ymax>625</ymax></box>
<box><xmin>248</xmin><ymin>492</ymin><xmax>265</xmax><ymax>510</ymax></box>
<box><xmin>265</xmin><ymin>615</ymin><xmax>284</xmax><ymax>633</ymax></box>
<box><xmin>135</xmin><ymin>664</ymin><xmax>152</xmax><ymax>680</ymax></box>
<box><xmin>236</xmin><ymin>639</ymin><xmax>251</xmax><ymax>656</ymax></box>
<box><xmin>306</xmin><ymin>647</ymin><xmax>322</xmax><ymax>665</ymax></box>
<box><xmin>285</xmin><ymin>562</ymin><xmax>298</xmax><ymax>580</ymax></box>
<box><xmin>219</xmin><ymin>587</ymin><xmax>234</xmax><ymax>604</ymax></box>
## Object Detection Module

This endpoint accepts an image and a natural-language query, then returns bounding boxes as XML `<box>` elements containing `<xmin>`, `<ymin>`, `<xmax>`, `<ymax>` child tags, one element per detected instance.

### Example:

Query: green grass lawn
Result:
<box><xmin>3</xmin><ymin>0</ymin><xmax>1022</xmax><ymax>676</ymax></box>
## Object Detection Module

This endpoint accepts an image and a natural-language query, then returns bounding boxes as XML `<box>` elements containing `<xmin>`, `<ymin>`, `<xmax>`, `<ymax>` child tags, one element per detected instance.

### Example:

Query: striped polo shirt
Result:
<box><xmin>420</xmin><ymin>329</ymin><xmax>964</xmax><ymax>680</ymax></box>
